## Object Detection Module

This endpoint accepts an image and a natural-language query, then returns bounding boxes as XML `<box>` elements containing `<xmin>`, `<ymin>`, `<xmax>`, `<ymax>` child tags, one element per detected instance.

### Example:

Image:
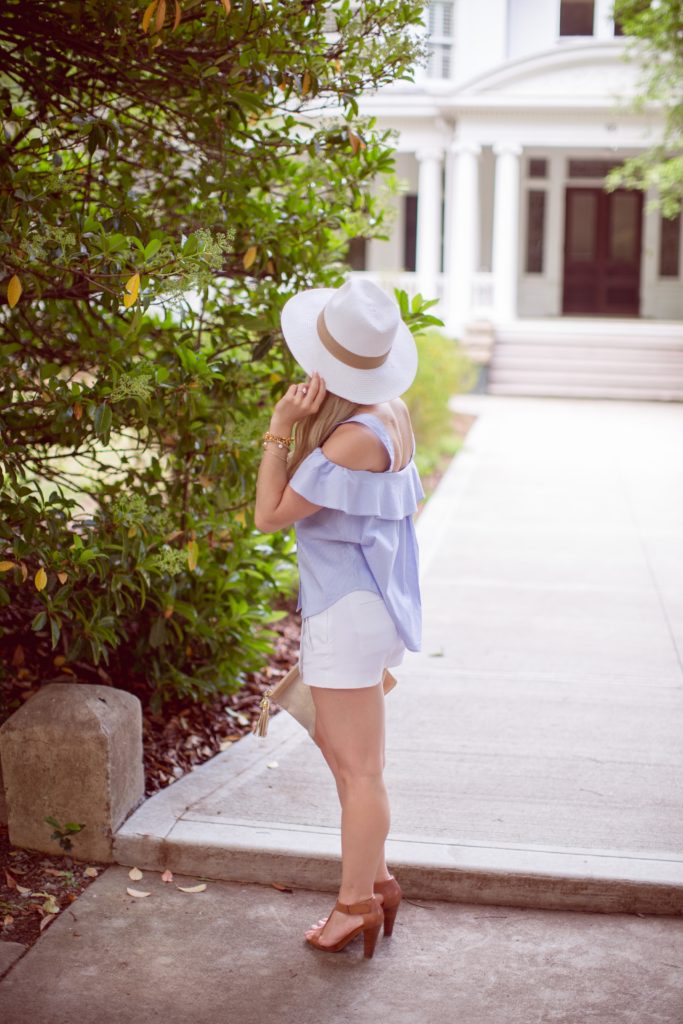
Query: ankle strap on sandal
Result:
<box><xmin>335</xmin><ymin>896</ymin><xmax>379</xmax><ymax>915</ymax></box>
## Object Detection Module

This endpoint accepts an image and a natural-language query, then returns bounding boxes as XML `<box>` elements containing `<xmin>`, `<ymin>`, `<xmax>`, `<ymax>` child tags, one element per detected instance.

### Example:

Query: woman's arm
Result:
<box><xmin>254</xmin><ymin>372</ymin><xmax>325</xmax><ymax>533</ymax></box>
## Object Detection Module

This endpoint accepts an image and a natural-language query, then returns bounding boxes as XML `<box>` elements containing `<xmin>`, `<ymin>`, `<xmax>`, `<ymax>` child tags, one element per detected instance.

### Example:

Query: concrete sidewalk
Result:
<box><xmin>114</xmin><ymin>395</ymin><xmax>683</xmax><ymax>913</ymax></box>
<box><xmin>2</xmin><ymin>864</ymin><xmax>683</xmax><ymax>1024</ymax></box>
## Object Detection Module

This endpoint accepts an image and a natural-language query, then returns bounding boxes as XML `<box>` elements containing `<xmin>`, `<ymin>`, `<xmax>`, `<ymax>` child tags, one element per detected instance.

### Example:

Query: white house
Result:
<box><xmin>344</xmin><ymin>0</ymin><xmax>683</xmax><ymax>398</ymax></box>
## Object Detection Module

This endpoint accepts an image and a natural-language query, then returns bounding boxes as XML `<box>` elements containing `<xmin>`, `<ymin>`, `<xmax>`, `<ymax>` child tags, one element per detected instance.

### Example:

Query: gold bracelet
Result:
<box><xmin>262</xmin><ymin>440</ymin><xmax>289</xmax><ymax>461</ymax></box>
<box><xmin>263</xmin><ymin>430</ymin><xmax>293</xmax><ymax>448</ymax></box>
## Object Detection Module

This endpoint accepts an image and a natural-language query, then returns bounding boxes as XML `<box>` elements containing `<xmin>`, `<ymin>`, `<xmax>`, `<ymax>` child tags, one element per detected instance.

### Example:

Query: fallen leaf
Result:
<box><xmin>267</xmin><ymin>761</ymin><xmax>279</xmax><ymax>769</ymax></box>
<box><xmin>128</xmin><ymin>866</ymin><xmax>144</xmax><ymax>881</ymax></box>
<box><xmin>4</xmin><ymin>871</ymin><xmax>17</xmax><ymax>889</ymax></box>
<box><xmin>39</xmin><ymin>914</ymin><xmax>56</xmax><ymax>932</ymax></box>
<box><xmin>43</xmin><ymin>895</ymin><xmax>60</xmax><ymax>914</ymax></box>
<box><xmin>83</xmin><ymin>866</ymin><xmax>99</xmax><ymax>878</ymax></box>
<box><xmin>161</xmin><ymin>869</ymin><xmax>173</xmax><ymax>883</ymax></box>
<box><xmin>3</xmin><ymin>915</ymin><xmax>14</xmax><ymax>926</ymax></box>
<box><xmin>271</xmin><ymin>882</ymin><xmax>293</xmax><ymax>893</ymax></box>
<box><xmin>16</xmin><ymin>884</ymin><xmax>32</xmax><ymax>895</ymax></box>
<box><xmin>126</xmin><ymin>887</ymin><xmax>151</xmax><ymax>898</ymax></box>
<box><xmin>176</xmin><ymin>883</ymin><xmax>207</xmax><ymax>893</ymax></box>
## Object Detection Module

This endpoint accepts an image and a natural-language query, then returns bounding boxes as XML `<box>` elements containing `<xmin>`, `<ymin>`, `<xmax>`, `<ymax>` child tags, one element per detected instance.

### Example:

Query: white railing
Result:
<box><xmin>471</xmin><ymin>272</ymin><xmax>495</xmax><ymax>317</ymax></box>
<box><xmin>349</xmin><ymin>270</ymin><xmax>446</xmax><ymax>308</ymax></box>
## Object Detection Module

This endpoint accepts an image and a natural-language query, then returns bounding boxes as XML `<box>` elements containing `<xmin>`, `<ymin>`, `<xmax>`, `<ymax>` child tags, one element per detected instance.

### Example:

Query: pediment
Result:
<box><xmin>458</xmin><ymin>43</ymin><xmax>641</xmax><ymax>102</ymax></box>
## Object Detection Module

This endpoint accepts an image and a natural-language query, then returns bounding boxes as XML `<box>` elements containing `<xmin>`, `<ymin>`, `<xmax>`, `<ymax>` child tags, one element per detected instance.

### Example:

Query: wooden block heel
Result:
<box><xmin>306</xmin><ymin>895</ymin><xmax>384</xmax><ymax>959</ymax></box>
<box><xmin>373</xmin><ymin>875</ymin><xmax>403</xmax><ymax>937</ymax></box>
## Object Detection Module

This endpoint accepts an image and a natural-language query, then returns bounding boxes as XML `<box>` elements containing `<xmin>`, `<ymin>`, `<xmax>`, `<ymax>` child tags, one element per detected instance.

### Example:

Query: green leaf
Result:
<box><xmin>144</xmin><ymin>238</ymin><xmax>162</xmax><ymax>260</ymax></box>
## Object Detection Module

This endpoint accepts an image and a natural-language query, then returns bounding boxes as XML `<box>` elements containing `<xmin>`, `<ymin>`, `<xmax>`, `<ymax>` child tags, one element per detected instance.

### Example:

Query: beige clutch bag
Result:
<box><xmin>252</xmin><ymin>663</ymin><xmax>398</xmax><ymax>741</ymax></box>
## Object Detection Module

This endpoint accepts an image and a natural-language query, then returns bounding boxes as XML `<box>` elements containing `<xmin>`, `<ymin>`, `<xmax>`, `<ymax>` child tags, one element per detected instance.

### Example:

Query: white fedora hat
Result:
<box><xmin>280</xmin><ymin>277</ymin><xmax>418</xmax><ymax>404</ymax></box>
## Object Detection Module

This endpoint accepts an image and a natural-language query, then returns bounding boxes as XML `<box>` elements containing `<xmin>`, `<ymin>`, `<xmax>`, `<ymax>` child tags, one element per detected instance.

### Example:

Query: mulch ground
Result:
<box><xmin>0</xmin><ymin>409</ymin><xmax>477</xmax><ymax>953</ymax></box>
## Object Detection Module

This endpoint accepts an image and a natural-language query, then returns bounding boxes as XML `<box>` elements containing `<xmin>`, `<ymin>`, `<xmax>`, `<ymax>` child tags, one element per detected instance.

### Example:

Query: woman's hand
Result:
<box><xmin>270</xmin><ymin>371</ymin><xmax>326</xmax><ymax>434</ymax></box>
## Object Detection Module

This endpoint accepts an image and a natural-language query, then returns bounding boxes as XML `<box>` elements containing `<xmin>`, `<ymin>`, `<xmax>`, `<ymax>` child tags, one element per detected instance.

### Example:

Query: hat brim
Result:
<box><xmin>280</xmin><ymin>287</ymin><xmax>418</xmax><ymax>404</ymax></box>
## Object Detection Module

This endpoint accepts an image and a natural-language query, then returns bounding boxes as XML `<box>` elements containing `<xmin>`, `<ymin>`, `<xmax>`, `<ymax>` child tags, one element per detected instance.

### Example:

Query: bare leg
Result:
<box><xmin>306</xmin><ymin>715</ymin><xmax>392</xmax><ymax>937</ymax></box>
<box><xmin>303</xmin><ymin>681</ymin><xmax>390</xmax><ymax>948</ymax></box>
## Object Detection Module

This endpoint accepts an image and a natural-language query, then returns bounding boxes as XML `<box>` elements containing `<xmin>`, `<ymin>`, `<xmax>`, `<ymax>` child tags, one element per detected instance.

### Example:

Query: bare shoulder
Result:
<box><xmin>321</xmin><ymin>421</ymin><xmax>389</xmax><ymax>472</ymax></box>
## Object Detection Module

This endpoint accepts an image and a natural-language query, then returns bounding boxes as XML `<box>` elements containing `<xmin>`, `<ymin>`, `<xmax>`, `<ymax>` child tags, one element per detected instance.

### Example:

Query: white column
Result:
<box><xmin>415</xmin><ymin>147</ymin><xmax>444</xmax><ymax>300</ymax></box>
<box><xmin>445</xmin><ymin>142</ymin><xmax>481</xmax><ymax>329</ymax></box>
<box><xmin>594</xmin><ymin>0</ymin><xmax>616</xmax><ymax>39</ymax></box>
<box><xmin>492</xmin><ymin>142</ymin><xmax>522</xmax><ymax>322</ymax></box>
<box><xmin>545</xmin><ymin>152</ymin><xmax>565</xmax><ymax>317</ymax></box>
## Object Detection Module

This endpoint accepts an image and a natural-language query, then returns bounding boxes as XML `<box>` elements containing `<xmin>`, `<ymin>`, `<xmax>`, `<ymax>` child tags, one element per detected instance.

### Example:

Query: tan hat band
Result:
<box><xmin>317</xmin><ymin>308</ymin><xmax>390</xmax><ymax>370</ymax></box>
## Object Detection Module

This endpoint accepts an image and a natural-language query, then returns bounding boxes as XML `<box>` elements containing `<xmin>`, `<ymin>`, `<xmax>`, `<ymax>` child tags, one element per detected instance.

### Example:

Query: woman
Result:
<box><xmin>254</xmin><ymin>276</ymin><xmax>424</xmax><ymax>959</ymax></box>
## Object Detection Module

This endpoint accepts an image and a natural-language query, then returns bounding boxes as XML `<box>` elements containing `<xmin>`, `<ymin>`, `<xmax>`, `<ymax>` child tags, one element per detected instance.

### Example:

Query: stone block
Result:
<box><xmin>0</xmin><ymin>683</ymin><xmax>145</xmax><ymax>862</ymax></box>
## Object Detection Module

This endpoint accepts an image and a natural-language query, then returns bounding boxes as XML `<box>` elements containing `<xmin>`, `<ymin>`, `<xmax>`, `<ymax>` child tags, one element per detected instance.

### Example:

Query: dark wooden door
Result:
<box><xmin>563</xmin><ymin>187</ymin><xmax>643</xmax><ymax>315</ymax></box>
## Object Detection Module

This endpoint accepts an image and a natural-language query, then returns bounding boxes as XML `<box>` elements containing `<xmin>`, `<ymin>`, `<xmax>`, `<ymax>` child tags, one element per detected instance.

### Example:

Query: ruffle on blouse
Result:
<box><xmin>289</xmin><ymin>447</ymin><xmax>425</xmax><ymax>519</ymax></box>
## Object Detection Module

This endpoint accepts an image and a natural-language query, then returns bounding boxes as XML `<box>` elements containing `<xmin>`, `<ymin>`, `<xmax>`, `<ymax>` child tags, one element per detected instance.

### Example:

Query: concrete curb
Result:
<box><xmin>114</xmin><ymin>673</ymin><xmax>683</xmax><ymax>916</ymax></box>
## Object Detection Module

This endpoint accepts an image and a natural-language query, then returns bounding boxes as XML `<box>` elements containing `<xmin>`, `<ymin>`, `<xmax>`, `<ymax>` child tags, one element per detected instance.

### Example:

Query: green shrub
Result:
<box><xmin>404</xmin><ymin>330</ymin><xmax>477</xmax><ymax>476</ymax></box>
<box><xmin>0</xmin><ymin>0</ymin><xmax>433</xmax><ymax>712</ymax></box>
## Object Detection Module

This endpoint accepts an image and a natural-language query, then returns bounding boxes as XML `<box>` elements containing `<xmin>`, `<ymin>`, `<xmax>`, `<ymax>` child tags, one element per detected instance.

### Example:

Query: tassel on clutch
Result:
<box><xmin>252</xmin><ymin>663</ymin><xmax>397</xmax><ymax>741</ymax></box>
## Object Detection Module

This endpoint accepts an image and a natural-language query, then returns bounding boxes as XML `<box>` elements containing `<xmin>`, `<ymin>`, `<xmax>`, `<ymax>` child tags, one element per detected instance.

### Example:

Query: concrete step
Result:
<box><xmin>487</xmin><ymin>383</ymin><xmax>683</xmax><ymax>400</ymax></box>
<box><xmin>488</xmin><ymin>327</ymin><xmax>683</xmax><ymax>399</ymax></box>
<box><xmin>113</xmin><ymin>710</ymin><xmax>683</xmax><ymax>917</ymax></box>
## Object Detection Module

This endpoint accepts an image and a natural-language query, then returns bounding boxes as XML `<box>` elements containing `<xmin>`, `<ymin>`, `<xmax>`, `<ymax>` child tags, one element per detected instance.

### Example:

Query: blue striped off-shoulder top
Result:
<box><xmin>288</xmin><ymin>412</ymin><xmax>425</xmax><ymax>652</ymax></box>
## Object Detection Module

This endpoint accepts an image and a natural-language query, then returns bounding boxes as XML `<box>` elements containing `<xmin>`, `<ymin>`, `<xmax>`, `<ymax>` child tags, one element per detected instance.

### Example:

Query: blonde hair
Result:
<box><xmin>286</xmin><ymin>391</ymin><xmax>363</xmax><ymax>480</ymax></box>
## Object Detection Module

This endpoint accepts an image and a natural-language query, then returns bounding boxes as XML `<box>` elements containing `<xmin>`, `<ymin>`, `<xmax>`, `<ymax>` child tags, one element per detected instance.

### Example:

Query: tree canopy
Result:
<box><xmin>609</xmin><ymin>0</ymin><xmax>683</xmax><ymax>216</ymax></box>
<box><xmin>0</xmin><ymin>0</ymin><xmax>440</xmax><ymax>708</ymax></box>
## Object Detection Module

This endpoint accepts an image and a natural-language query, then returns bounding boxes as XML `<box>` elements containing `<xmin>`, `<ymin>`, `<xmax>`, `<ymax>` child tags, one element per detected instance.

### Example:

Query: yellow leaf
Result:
<box><xmin>19</xmin><ymin>562</ymin><xmax>28</xmax><ymax>581</ymax></box>
<box><xmin>155</xmin><ymin>0</ymin><xmax>166</xmax><ymax>32</ymax></box>
<box><xmin>73</xmin><ymin>401</ymin><xmax>83</xmax><ymax>420</ymax></box>
<box><xmin>173</xmin><ymin>0</ymin><xmax>181</xmax><ymax>29</ymax></box>
<box><xmin>123</xmin><ymin>272</ymin><xmax>140</xmax><ymax>308</ymax></box>
<box><xmin>53</xmin><ymin>655</ymin><xmax>66</xmax><ymax>667</ymax></box>
<box><xmin>35</xmin><ymin>567</ymin><xmax>47</xmax><ymax>591</ymax></box>
<box><xmin>128</xmin><ymin>525</ymin><xmax>137</xmax><ymax>538</ymax></box>
<box><xmin>57</xmin><ymin>572</ymin><xmax>68</xmax><ymax>584</ymax></box>
<box><xmin>187</xmin><ymin>540</ymin><xmax>199</xmax><ymax>571</ymax></box>
<box><xmin>242</xmin><ymin>245</ymin><xmax>257</xmax><ymax>270</ymax></box>
<box><xmin>176</xmin><ymin>883</ymin><xmax>207</xmax><ymax>893</ymax></box>
<box><xmin>220</xmin><ymin>0</ymin><xmax>231</xmax><ymax>13</ymax></box>
<box><xmin>43</xmin><ymin>896</ymin><xmax>60</xmax><ymax>914</ymax></box>
<box><xmin>302</xmin><ymin>71</ymin><xmax>311</xmax><ymax>95</ymax></box>
<box><xmin>141</xmin><ymin>0</ymin><xmax>158</xmax><ymax>32</ymax></box>
<box><xmin>126</xmin><ymin>887</ymin><xmax>151</xmax><ymax>898</ymax></box>
<box><xmin>7</xmin><ymin>275</ymin><xmax>22</xmax><ymax>308</ymax></box>
<box><xmin>0</xmin><ymin>561</ymin><xmax>16</xmax><ymax>572</ymax></box>
<box><xmin>128</xmin><ymin>866</ymin><xmax>144</xmax><ymax>881</ymax></box>
<box><xmin>234</xmin><ymin>510</ymin><xmax>246</xmax><ymax>526</ymax></box>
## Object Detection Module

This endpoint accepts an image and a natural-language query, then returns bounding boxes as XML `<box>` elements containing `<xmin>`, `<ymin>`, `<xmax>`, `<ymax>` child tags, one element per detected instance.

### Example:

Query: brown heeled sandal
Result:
<box><xmin>373</xmin><ymin>875</ymin><xmax>403</xmax><ymax>937</ymax></box>
<box><xmin>305</xmin><ymin>895</ymin><xmax>384</xmax><ymax>958</ymax></box>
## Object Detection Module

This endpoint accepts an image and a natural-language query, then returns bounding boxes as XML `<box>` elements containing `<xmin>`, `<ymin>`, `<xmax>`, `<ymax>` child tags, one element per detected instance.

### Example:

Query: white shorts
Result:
<box><xmin>299</xmin><ymin>589</ymin><xmax>406</xmax><ymax>689</ymax></box>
